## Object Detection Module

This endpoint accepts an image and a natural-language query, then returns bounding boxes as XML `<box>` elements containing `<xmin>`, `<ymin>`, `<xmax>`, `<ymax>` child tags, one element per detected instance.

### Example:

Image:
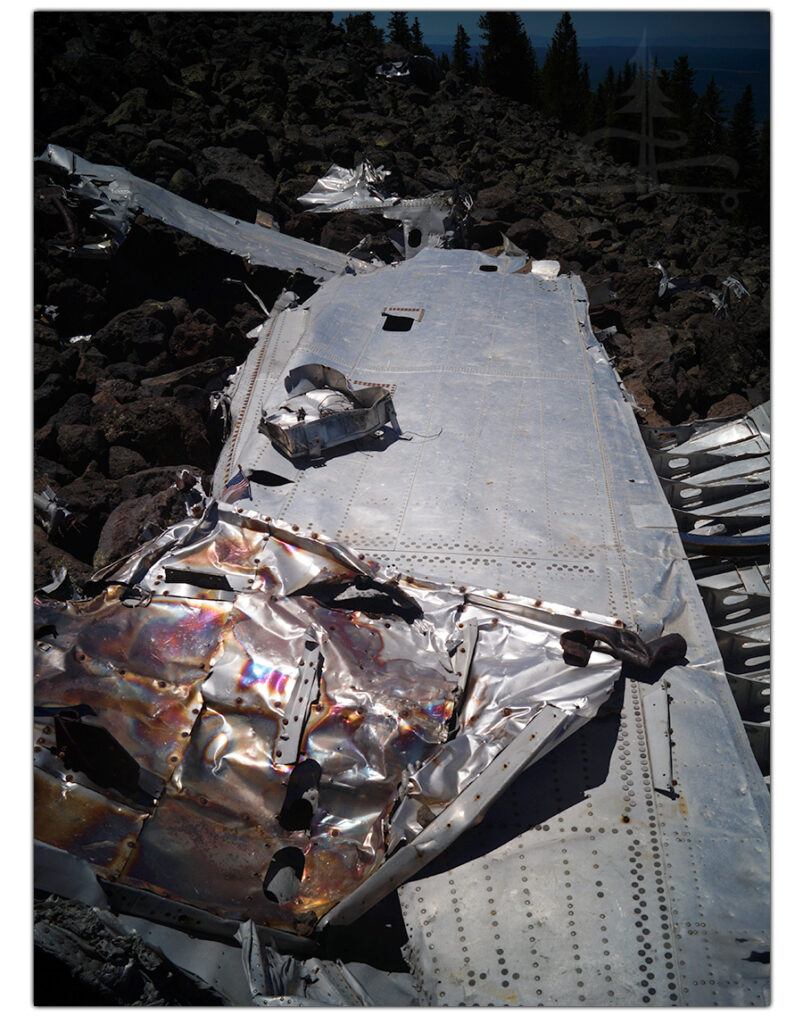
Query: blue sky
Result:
<box><xmin>334</xmin><ymin>10</ymin><xmax>770</xmax><ymax>49</ymax></box>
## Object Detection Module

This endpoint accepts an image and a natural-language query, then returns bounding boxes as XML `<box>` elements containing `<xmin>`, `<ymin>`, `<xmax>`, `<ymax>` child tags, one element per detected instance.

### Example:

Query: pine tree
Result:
<box><xmin>689</xmin><ymin>77</ymin><xmax>729</xmax><ymax>189</ymax></box>
<box><xmin>727</xmin><ymin>84</ymin><xmax>761</xmax><ymax>224</ymax></box>
<box><xmin>409</xmin><ymin>16</ymin><xmax>434</xmax><ymax>58</ymax></box>
<box><xmin>342</xmin><ymin>13</ymin><xmax>383</xmax><ymax>47</ymax></box>
<box><xmin>388</xmin><ymin>11</ymin><xmax>412</xmax><ymax>50</ymax></box>
<box><xmin>452</xmin><ymin>23</ymin><xmax>472</xmax><ymax>76</ymax></box>
<box><xmin>666</xmin><ymin>55</ymin><xmax>697</xmax><ymax>127</ymax></box>
<box><xmin>727</xmin><ymin>84</ymin><xmax>759</xmax><ymax>171</ymax></box>
<box><xmin>541</xmin><ymin>12</ymin><xmax>588</xmax><ymax>132</ymax></box>
<box><xmin>754</xmin><ymin>119</ymin><xmax>770</xmax><ymax>231</ymax></box>
<box><xmin>478</xmin><ymin>11</ymin><xmax>536</xmax><ymax>104</ymax></box>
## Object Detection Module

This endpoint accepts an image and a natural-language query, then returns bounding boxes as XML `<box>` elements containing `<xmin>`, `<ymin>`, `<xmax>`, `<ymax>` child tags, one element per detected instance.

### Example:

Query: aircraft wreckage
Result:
<box><xmin>34</xmin><ymin>145</ymin><xmax>770</xmax><ymax>1006</ymax></box>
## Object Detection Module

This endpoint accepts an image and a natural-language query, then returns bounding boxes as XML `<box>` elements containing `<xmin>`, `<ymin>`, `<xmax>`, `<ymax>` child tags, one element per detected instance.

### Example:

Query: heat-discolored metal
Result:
<box><xmin>34</xmin><ymin>506</ymin><xmax>620</xmax><ymax>936</ymax></box>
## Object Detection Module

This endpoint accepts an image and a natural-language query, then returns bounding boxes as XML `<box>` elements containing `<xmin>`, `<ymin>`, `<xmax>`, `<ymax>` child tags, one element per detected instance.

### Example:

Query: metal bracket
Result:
<box><xmin>274</xmin><ymin>636</ymin><xmax>323</xmax><ymax>767</ymax></box>
<box><xmin>642</xmin><ymin>681</ymin><xmax>675</xmax><ymax>798</ymax></box>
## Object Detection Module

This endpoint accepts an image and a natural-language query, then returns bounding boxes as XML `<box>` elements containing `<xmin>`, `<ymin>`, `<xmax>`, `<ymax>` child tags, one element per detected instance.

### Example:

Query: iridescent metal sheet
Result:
<box><xmin>34</xmin><ymin>507</ymin><xmax>619</xmax><ymax>936</ymax></box>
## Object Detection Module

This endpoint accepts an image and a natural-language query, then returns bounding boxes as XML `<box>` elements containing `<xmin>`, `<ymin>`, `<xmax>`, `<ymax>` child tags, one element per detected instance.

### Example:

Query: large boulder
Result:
<box><xmin>90</xmin><ymin>392</ymin><xmax>214</xmax><ymax>469</ymax></box>
<box><xmin>93</xmin><ymin>487</ymin><xmax>187</xmax><ymax>568</ymax></box>
<box><xmin>195</xmin><ymin>146</ymin><xmax>276</xmax><ymax>220</ymax></box>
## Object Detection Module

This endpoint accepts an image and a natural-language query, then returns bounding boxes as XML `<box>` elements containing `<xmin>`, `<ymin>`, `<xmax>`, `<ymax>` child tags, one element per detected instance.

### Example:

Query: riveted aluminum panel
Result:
<box><xmin>213</xmin><ymin>249</ymin><xmax>769</xmax><ymax>1005</ymax></box>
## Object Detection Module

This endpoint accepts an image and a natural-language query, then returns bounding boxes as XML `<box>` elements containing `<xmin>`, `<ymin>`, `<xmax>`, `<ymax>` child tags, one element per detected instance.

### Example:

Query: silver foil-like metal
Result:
<box><xmin>34</xmin><ymin>503</ymin><xmax>619</xmax><ymax>937</ymax></box>
<box><xmin>36</xmin><ymin>144</ymin><xmax>365</xmax><ymax>279</ymax></box>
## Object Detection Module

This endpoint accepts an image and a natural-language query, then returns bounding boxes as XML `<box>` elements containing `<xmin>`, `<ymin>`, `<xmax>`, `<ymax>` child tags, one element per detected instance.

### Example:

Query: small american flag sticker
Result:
<box><xmin>222</xmin><ymin>466</ymin><xmax>251</xmax><ymax>504</ymax></box>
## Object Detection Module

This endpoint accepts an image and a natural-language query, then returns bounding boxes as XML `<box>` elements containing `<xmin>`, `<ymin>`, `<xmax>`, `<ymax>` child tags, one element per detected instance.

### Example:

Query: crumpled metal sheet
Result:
<box><xmin>297</xmin><ymin>159</ymin><xmax>472</xmax><ymax>259</ymax></box>
<box><xmin>34</xmin><ymin>502</ymin><xmax>620</xmax><ymax>937</ymax></box>
<box><xmin>240</xmin><ymin>920</ymin><xmax>418</xmax><ymax>1006</ymax></box>
<box><xmin>375</xmin><ymin>55</ymin><xmax>443</xmax><ymax>91</ymax></box>
<box><xmin>297</xmin><ymin>161</ymin><xmax>393</xmax><ymax>212</ymax></box>
<box><xmin>36</xmin><ymin>144</ymin><xmax>365</xmax><ymax>279</ymax></box>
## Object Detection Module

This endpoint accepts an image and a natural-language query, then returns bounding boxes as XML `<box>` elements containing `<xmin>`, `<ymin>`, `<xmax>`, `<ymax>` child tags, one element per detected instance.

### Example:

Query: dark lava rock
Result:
<box><xmin>505</xmin><ymin>218</ymin><xmax>550</xmax><ymax>259</ymax></box>
<box><xmin>54</xmin><ymin>463</ymin><xmax>126</xmax><ymax>564</ymax></box>
<box><xmin>34</xmin><ymin>374</ymin><xmax>73</xmax><ymax>427</ymax></box>
<box><xmin>168</xmin><ymin>311</ymin><xmax>250</xmax><ymax>368</ymax></box>
<box><xmin>55</xmin><ymin>423</ymin><xmax>109</xmax><ymax>475</ymax></box>
<box><xmin>34</xmin><ymin>525</ymin><xmax>94</xmax><ymax>591</ymax></box>
<box><xmin>90</xmin><ymin>392</ymin><xmax>214</xmax><ymax>469</ymax></box>
<box><xmin>92</xmin><ymin>307</ymin><xmax>172</xmax><ymax>364</ymax></box>
<box><xmin>44</xmin><ymin>279</ymin><xmax>110</xmax><ymax>336</ymax></box>
<box><xmin>105</xmin><ymin>362</ymin><xmax>150</xmax><ymax>384</ymax></box>
<box><xmin>319</xmin><ymin>212</ymin><xmax>388</xmax><ymax>254</ymax></box>
<box><xmin>646</xmin><ymin>360</ymin><xmax>698</xmax><ymax>423</ymax></box>
<box><xmin>140</xmin><ymin>355</ymin><xmax>237</xmax><ymax>395</ymax></box>
<box><xmin>117</xmin><ymin>465</ymin><xmax>206</xmax><ymax>500</ymax></box>
<box><xmin>34</xmin><ymin>455</ymin><xmax>76</xmax><ymax>491</ymax></box>
<box><xmin>611</xmin><ymin>266</ymin><xmax>659</xmax><ymax>331</ymax></box>
<box><xmin>108</xmin><ymin>446</ymin><xmax>150</xmax><ymax>479</ymax></box>
<box><xmin>540</xmin><ymin>210</ymin><xmax>580</xmax><ymax>248</ymax></box>
<box><xmin>195</xmin><ymin>146</ymin><xmax>276</xmax><ymax>221</ymax></box>
<box><xmin>630</xmin><ymin>325</ymin><xmax>673</xmax><ymax>373</ymax></box>
<box><xmin>45</xmin><ymin>392</ymin><xmax>93</xmax><ymax>428</ymax></box>
<box><xmin>94</xmin><ymin>486</ymin><xmax>187</xmax><ymax>568</ymax></box>
<box><xmin>708</xmin><ymin>393</ymin><xmax>752</xmax><ymax>419</ymax></box>
<box><xmin>172</xmin><ymin>384</ymin><xmax>214</xmax><ymax>414</ymax></box>
<box><xmin>94</xmin><ymin>378</ymin><xmax>140</xmax><ymax>403</ymax></box>
<box><xmin>468</xmin><ymin>220</ymin><xmax>510</xmax><ymax>250</ymax></box>
<box><xmin>34</xmin><ymin>343</ymin><xmax>64</xmax><ymax>385</ymax></box>
<box><xmin>74</xmin><ymin>346</ymin><xmax>112</xmax><ymax>389</ymax></box>
<box><xmin>474</xmin><ymin>185</ymin><xmax>527</xmax><ymax>223</ymax></box>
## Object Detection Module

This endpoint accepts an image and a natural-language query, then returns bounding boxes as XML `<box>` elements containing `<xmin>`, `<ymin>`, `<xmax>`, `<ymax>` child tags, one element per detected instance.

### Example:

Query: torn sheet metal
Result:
<box><xmin>297</xmin><ymin>161</ymin><xmax>393</xmax><ymax>212</ymax></box>
<box><xmin>259</xmin><ymin>363</ymin><xmax>401</xmax><ymax>460</ymax></box>
<box><xmin>35</xmin><ymin>485</ymin><xmax>76</xmax><ymax>537</ymax></box>
<box><xmin>649</xmin><ymin>259</ymin><xmax>690</xmax><ymax>297</ymax></box>
<box><xmin>297</xmin><ymin>160</ymin><xmax>472</xmax><ymax>259</ymax></box>
<box><xmin>36</xmin><ymin>144</ymin><xmax>364</xmax><ymax>280</ymax></box>
<box><xmin>34</xmin><ymin>502</ymin><xmax>622</xmax><ymax>938</ymax></box>
<box><xmin>35</xmin><ymin>875</ymin><xmax>414</xmax><ymax>1007</ymax></box>
<box><xmin>705</xmin><ymin>275</ymin><xmax>751</xmax><ymax>316</ymax></box>
<box><xmin>240</xmin><ymin>920</ymin><xmax>418</xmax><ymax>1006</ymax></box>
<box><xmin>375</xmin><ymin>54</ymin><xmax>443</xmax><ymax>91</ymax></box>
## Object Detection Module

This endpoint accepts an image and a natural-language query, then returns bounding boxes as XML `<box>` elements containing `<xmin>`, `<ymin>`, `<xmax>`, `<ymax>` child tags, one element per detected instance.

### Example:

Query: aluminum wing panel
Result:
<box><xmin>214</xmin><ymin>249</ymin><xmax>769</xmax><ymax>1005</ymax></box>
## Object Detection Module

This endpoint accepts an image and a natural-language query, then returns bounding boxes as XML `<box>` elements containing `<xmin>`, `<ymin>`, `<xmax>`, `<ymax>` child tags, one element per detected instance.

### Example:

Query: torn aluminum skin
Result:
<box><xmin>297</xmin><ymin>160</ymin><xmax>472</xmax><ymax>259</ymax></box>
<box><xmin>296</xmin><ymin>161</ymin><xmax>393</xmax><ymax>212</ymax></box>
<box><xmin>34</xmin><ymin>502</ymin><xmax>620</xmax><ymax>938</ymax></box>
<box><xmin>36</xmin><ymin>144</ymin><xmax>366</xmax><ymax>280</ymax></box>
<box><xmin>259</xmin><ymin>363</ymin><xmax>401</xmax><ymax>460</ymax></box>
<box><xmin>375</xmin><ymin>55</ymin><xmax>443</xmax><ymax>90</ymax></box>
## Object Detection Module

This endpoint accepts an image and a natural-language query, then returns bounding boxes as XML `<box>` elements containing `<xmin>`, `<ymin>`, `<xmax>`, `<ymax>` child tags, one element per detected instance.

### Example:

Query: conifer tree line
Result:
<box><xmin>342</xmin><ymin>11</ymin><xmax>768</xmax><ymax>229</ymax></box>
